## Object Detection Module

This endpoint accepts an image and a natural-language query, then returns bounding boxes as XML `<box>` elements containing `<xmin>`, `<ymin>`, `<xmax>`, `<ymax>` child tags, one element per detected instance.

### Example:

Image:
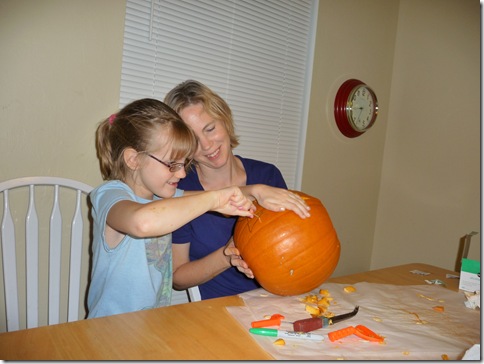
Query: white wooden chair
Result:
<box><xmin>0</xmin><ymin>176</ymin><xmax>200</xmax><ymax>332</ymax></box>
<box><xmin>0</xmin><ymin>177</ymin><xmax>93</xmax><ymax>332</ymax></box>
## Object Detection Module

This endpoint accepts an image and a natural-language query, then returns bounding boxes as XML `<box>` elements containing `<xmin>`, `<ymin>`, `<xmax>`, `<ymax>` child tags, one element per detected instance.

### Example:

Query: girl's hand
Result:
<box><xmin>213</xmin><ymin>186</ymin><xmax>255</xmax><ymax>217</ymax></box>
<box><xmin>223</xmin><ymin>238</ymin><xmax>254</xmax><ymax>279</ymax></box>
<box><xmin>251</xmin><ymin>185</ymin><xmax>310</xmax><ymax>218</ymax></box>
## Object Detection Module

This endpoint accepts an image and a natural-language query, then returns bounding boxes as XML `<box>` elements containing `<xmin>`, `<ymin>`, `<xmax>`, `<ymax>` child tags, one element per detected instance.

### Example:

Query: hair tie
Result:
<box><xmin>108</xmin><ymin>114</ymin><xmax>116</xmax><ymax>125</ymax></box>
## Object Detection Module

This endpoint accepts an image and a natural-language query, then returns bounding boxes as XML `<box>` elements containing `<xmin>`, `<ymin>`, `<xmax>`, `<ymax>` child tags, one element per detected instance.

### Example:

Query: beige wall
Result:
<box><xmin>371</xmin><ymin>0</ymin><xmax>481</xmax><ymax>270</ymax></box>
<box><xmin>303</xmin><ymin>0</ymin><xmax>400</xmax><ymax>276</ymax></box>
<box><xmin>0</xmin><ymin>0</ymin><xmax>480</xmax><ymax>307</ymax></box>
<box><xmin>0</xmin><ymin>0</ymin><xmax>124</xmax><ymax>188</ymax></box>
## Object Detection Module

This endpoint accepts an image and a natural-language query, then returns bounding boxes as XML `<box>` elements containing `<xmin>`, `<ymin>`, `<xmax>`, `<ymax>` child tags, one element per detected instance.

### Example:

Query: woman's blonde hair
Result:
<box><xmin>164</xmin><ymin>80</ymin><xmax>239</xmax><ymax>148</ymax></box>
<box><xmin>95</xmin><ymin>98</ymin><xmax>197</xmax><ymax>181</ymax></box>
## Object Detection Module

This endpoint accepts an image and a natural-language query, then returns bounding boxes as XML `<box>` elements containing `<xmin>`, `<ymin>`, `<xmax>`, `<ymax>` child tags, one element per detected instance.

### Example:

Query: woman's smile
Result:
<box><xmin>205</xmin><ymin>147</ymin><xmax>221</xmax><ymax>160</ymax></box>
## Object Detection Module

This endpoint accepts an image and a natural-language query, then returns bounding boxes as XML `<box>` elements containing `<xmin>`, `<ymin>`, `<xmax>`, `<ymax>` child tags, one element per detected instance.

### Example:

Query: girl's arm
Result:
<box><xmin>105</xmin><ymin>186</ymin><xmax>254</xmax><ymax>248</ymax></box>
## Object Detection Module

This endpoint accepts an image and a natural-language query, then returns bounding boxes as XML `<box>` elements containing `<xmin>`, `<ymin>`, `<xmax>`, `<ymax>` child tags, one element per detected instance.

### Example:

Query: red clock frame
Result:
<box><xmin>334</xmin><ymin>79</ymin><xmax>378</xmax><ymax>138</ymax></box>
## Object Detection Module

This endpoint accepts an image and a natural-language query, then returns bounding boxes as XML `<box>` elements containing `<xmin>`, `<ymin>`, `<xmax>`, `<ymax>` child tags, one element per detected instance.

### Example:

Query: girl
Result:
<box><xmin>87</xmin><ymin>98</ymin><xmax>255</xmax><ymax>318</ymax></box>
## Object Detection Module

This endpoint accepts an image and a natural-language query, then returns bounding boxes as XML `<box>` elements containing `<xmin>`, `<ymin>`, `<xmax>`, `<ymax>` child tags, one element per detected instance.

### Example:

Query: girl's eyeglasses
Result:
<box><xmin>147</xmin><ymin>154</ymin><xmax>186</xmax><ymax>172</ymax></box>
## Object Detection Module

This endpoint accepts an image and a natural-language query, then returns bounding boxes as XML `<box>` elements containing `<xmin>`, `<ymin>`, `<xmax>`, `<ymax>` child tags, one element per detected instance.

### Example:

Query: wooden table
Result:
<box><xmin>0</xmin><ymin>263</ymin><xmax>463</xmax><ymax>360</ymax></box>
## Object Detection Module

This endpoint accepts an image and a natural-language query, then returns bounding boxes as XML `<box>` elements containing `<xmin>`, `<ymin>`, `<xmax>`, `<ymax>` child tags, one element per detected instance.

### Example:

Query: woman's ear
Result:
<box><xmin>124</xmin><ymin>148</ymin><xmax>141</xmax><ymax>171</ymax></box>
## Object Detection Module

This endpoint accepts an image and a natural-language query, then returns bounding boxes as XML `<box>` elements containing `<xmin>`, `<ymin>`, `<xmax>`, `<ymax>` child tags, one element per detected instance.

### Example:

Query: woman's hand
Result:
<box><xmin>249</xmin><ymin>185</ymin><xmax>310</xmax><ymax>218</ymax></box>
<box><xmin>223</xmin><ymin>238</ymin><xmax>254</xmax><ymax>279</ymax></box>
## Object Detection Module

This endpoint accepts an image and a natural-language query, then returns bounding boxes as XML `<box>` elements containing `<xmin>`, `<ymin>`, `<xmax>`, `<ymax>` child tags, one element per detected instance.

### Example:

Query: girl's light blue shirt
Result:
<box><xmin>87</xmin><ymin>180</ymin><xmax>183</xmax><ymax>318</ymax></box>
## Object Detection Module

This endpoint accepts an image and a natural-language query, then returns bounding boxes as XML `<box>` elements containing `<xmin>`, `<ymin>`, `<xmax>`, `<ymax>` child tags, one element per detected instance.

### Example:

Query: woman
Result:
<box><xmin>164</xmin><ymin>80</ymin><xmax>310</xmax><ymax>299</ymax></box>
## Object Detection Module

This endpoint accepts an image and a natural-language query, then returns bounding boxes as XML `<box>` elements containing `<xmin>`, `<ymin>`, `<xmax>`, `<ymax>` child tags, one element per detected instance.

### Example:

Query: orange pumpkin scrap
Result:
<box><xmin>302</xmin><ymin>290</ymin><xmax>334</xmax><ymax>317</ymax></box>
<box><xmin>273</xmin><ymin>338</ymin><xmax>286</xmax><ymax>346</ymax></box>
<box><xmin>233</xmin><ymin>190</ymin><xmax>341</xmax><ymax>296</ymax></box>
<box><xmin>344</xmin><ymin>286</ymin><xmax>356</xmax><ymax>293</ymax></box>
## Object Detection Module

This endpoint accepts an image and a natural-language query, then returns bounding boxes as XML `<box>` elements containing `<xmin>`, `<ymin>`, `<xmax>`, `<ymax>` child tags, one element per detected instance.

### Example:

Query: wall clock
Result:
<box><xmin>334</xmin><ymin>79</ymin><xmax>378</xmax><ymax>138</ymax></box>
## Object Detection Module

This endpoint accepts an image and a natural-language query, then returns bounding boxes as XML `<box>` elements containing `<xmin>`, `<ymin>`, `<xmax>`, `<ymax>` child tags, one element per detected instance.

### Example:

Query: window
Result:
<box><xmin>120</xmin><ymin>0</ymin><xmax>317</xmax><ymax>189</ymax></box>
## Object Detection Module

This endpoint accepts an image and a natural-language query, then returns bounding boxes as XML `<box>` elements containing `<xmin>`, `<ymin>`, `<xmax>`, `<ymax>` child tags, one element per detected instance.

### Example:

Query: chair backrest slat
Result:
<box><xmin>26</xmin><ymin>185</ymin><xmax>39</xmax><ymax>329</ymax></box>
<box><xmin>68</xmin><ymin>190</ymin><xmax>84</xmax><ymax>322</ymax></box>
<box><xmin>1</xmin><ymin>190</ymin><xmax>20</xmax><ymax>332</ymax></box>
<box><xmin>188</xmin><ymin>286</ymin><xmax>201</xmax><ymax>302</ymax></box>
<box><xmin>48</xmin><ymin>185</ymin><xmax>62</xmax><ymax>326</ymax></box>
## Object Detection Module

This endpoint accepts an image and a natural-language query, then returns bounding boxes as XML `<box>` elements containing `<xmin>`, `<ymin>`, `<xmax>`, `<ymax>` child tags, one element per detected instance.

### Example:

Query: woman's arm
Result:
<box><xmin>172</xmin><ymin>238</ymin><xmax>253</xmax><ymax>290</ymax></box>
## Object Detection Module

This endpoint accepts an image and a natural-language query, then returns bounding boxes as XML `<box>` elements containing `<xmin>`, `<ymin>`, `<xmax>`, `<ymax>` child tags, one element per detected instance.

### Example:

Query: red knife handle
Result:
<box><xmin>293</xmin><ymin>317</ymin><xmax>324</xmax><ymax>332</ymax></box>
<box><xmin>328</xmin><ymin>326</ymin><xmax>356</xmax><ymax>342</ymax></box>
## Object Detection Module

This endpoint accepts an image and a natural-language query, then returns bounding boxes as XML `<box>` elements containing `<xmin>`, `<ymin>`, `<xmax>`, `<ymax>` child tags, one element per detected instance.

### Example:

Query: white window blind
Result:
<box><xmin>120</xmin><ymin>0</ymin><xmax>317</xmax><ymax>189</ymax></box>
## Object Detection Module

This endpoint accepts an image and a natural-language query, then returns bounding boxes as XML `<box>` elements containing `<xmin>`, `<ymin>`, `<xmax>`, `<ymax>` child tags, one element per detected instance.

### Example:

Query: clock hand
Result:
<box><xmin>355</xmin><ymin>107</ymin><xmax>363</xmax><ymax>122</ymax></box>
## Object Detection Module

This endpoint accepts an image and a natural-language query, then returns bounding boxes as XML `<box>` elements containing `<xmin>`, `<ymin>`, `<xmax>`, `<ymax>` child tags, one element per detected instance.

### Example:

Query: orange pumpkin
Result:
<box><xmin>233</xmin><ymin>191</ymin><xmax>340</xmax><ymax>296</ymax></box>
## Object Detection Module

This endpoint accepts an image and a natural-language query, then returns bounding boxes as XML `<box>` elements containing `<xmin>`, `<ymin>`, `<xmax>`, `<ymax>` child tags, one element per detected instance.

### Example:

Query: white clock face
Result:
<box><xmin>346</xmin><ymin>85</ymin><xmax>377</xmax><ymax>131</ymax></box>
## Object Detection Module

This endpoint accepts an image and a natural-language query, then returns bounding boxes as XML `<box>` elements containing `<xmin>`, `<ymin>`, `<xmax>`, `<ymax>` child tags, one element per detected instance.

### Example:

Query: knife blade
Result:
<box><xmin>293</xmin><ymin>305</ymin><xmax>359</xmax><ymax>333</ymax></box>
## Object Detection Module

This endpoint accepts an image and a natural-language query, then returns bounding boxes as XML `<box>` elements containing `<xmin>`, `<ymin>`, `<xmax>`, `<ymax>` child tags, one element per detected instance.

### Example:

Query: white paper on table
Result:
<box><xmin>226</xmin><ymin>282</ymin><xmax>480</xmax><ymax>360</ymax></box>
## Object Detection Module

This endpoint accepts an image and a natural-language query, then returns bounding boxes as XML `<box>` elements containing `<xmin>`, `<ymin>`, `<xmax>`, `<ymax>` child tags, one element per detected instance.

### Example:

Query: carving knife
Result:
<box><xmin>293</xmin><ymin>305</ymin><xmax>359</xmax><ymax>332</ymax></box>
